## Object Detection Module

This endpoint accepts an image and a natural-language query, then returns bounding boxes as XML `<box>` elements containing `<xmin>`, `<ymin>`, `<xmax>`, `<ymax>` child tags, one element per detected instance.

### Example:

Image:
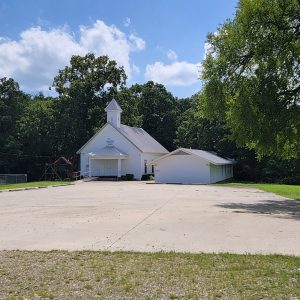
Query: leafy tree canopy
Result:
<box><xmin>201</xmin><ymin>0</ymin><xmax>300</xmax><ymax>158</ymax></box>
<box><xmin>0</xmin><ymin>77</ymin><xmax>29</xmax><ymax>156</ymax></box>
<box><xmin>175</xmin><ymin>93</ymin><xmax>235</xmax><ymax>157</ymax></box>
<box><xmin>53</xmin><ymin>53</ymin><xmax>127</xmax><ymax>155</ymax></box>
<box><xmin>118</xmin><ymin>81</ymin><xmax>179</xmax><ymax>150</ymax></box>
<box><xmin>17</xmin><ymin>98</ymin><xmax>56</xmax><ymax>157</ymax></box>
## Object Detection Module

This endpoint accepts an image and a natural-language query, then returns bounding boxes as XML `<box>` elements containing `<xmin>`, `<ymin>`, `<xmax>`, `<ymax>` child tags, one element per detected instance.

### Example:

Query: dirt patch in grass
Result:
<box><xmin>0</xmin><ymin>251</ymin><xmax>299</xmax><ymax>299</ymax></box>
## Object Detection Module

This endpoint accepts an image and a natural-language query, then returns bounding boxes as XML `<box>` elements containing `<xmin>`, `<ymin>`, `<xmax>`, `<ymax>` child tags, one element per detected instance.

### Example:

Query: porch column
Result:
<box><xmin>117</xmin><ymin>159</ymin><xmax>121</xmax><ymax>178</ymax></box>
<box><xmin>88</xmin><ymin>156</ymin><xmax>92</xmax><ymax>177</ymax></box>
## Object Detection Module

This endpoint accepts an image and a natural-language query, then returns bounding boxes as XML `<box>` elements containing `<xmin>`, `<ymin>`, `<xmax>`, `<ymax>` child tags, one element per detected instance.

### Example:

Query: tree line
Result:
<box><xmin>0</xmin><ymin>0</ymin><xmax>299</xmax><ymax>183</ymax></box>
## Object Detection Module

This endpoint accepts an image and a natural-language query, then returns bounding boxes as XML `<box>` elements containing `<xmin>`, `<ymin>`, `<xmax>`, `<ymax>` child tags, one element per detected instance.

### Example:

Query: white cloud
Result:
<box><xmin>132</xmin><ymin>64</ymin><xmax>140</xmax><ymax>74</ymax></box>
<box><xmin>0</xmin><ymin>37</ymin><xmax>9</xmax><ymax>42</ymax></box>
<box><xmin>0</xmin><ymin>20</ymin><xmax>145</xmax><ymax>90</ymax></box>
<box><xmin>166</xmin><ymin>49</ymin><xmax>178</xmax><ymax>61</ymax></box>
<box><xmin>145</xmin><ymin>61</ymin><xmax>200</xmax><ymax>86</ymax></box>
<box><xmin>204</xmin><ymin>41</ymin><xmax>214</xmax><ymax>59</ymax></box>
<box><xmin>203</xmin><ymin>31</ymin><xmax>218</xmax><ymax>59</ymax></box>
<box><xmin>124</xmin><ymin>17</ymin><xmax>131</xmax><ymax>27</ymax></box>
<box><xmin>129</xmin><ymin>33</ymin><xmax>146</xmax><ymax>50</ymax></box>
<box><xmin>0</xmin><ymin>27</ymin><xmax>83</xmax><ymax>90</ymax></box>
<box><xmin>79</xmin><ymin>21</ymin><xmax>134</xmax><ymax>75</ymax></box>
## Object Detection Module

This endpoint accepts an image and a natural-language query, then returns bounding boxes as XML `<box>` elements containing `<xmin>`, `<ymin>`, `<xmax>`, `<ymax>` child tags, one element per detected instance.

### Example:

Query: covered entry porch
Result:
<box><xmin>88</xmin><ymin>145</ymin><xmax>128</xmax><ymax>178</ymax></box>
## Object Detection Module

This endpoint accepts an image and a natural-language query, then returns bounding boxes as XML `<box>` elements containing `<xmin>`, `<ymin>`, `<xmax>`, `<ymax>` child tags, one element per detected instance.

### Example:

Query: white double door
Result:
<box><xmin>91</xmin><ymin>159</ymin><xmax>118</xmax><ymax>176</ymax></box>
<box><xmin>99</xmin><ymin>159</ymin><xmax>118</xmax><ymax>176</ymax></box>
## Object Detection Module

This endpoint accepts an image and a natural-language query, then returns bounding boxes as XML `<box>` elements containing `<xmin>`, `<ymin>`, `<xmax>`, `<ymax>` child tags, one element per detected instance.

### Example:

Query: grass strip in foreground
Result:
<box><xmin>217</xmin><ymin>182</ymin><xmax>300</xmax><ymax>200</ymax></box>
<box><xmin>0</xmin><ymin>181</ymin><xmax>72</xmax><ymax>191</ymax></box>
<box><xmin>0</xmin><ymin>251</ymin><xmax>299</xmax><ymax>299</ymax></box>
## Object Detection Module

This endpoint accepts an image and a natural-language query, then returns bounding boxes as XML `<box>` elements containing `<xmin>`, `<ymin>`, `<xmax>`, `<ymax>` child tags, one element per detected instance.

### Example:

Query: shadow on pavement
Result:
<box><xmin>217</xmin><ymin>199</ymin><xmax>300</xmax><ymax>220</ymax></box>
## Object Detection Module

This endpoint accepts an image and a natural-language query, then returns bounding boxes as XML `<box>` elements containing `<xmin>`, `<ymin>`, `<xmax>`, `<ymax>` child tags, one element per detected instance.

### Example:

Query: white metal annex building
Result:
<box><xmin>77</xmin><ymin>99</ymin><xmax>168</xmax><ymax>179</ymax></box>
<box><xmin>150</xmin><ymin>148</ymin><xmax>234</xmax><ymax>184</ymax></box>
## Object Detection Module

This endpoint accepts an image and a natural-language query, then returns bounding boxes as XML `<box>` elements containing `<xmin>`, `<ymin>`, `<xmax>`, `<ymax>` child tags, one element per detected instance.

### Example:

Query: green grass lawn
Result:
<box><xmin>0</xmin><ymin>181</ymin><xmax>72</xmax><ymax>190</ymax></box>
<box><xmin>218</xmin><ymin>182</ymin><xmax>300</xmax><ymax>200</ymax></box>
<box><xmin>0</xmin><ymin>251</ymin><xmax>299</xmax><ymax>299</ymax></box>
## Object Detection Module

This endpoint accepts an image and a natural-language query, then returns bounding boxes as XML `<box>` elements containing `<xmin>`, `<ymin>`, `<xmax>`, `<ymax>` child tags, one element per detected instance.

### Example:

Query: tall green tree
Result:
<box><xmin>116</xmin><ymin>87</ymin><xmax>143</xmax><ymax>127</ymax></box>
<box><xmin>119</xmin><ymin>81</ymin><xmax>178</xmax><ymax>150</ymax></box>
<box><xmin>53</xmin><ymin>54</ymin><xmax>127</xmax><ymax>156</ymax></box>
<box><xmin>0</xmin><ymin>77</ymin><xmax>30</xmax><ymax>172</ymax></box>
<box><xmin>175</xmin><ymin>94</ymin><xmax>235</xmax><ymax>157</ymax></box>
<box><xmin>17</xmin><ymin>96</ymin><xmax>56</xmax><ymax>157</ymax></box>
<box><xmin>15</xmin><ymin>96</ymin><xmax>57</xmax><ymax>179</ymax></box>
<box><xmin>175</xmin><ymin>93</ymin><xmax>297</xmax><ymax>183</ymax></box>
<box><xmin>201</xmin><ymin>0</ymin><xmax>300</xmax><ymax>158</ymax></box>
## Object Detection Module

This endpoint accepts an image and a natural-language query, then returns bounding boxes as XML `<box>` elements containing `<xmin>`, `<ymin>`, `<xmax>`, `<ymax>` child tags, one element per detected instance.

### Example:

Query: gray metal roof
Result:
<box><xmin>182</xmin><ymin>148</ymin><xmax>233</xmax><ymax>165</ymax></box>
<box><xmin>119</xmin><ymin>125</ymin><xmax>169</xmax><ymax>153</ymax></box>
<box><xmin>105</xmin><ymin>99</ymin><xmax>122</xmax><ymax>111</ymax></box>
<box><xmin>88</xmin><ymin>145</ymin><xmax>128</xmax><ymax>158</ymax></box>
<box><xmin>150</xmin><ymin>148</ymin><xmax>233</xmax><ymax>165</ymax></box>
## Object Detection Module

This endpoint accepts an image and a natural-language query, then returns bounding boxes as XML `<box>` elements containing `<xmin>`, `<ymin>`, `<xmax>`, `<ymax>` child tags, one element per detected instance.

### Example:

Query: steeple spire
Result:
<box><xmin>105</xmin><ymin>99</ymin><xmax>122</xmax><ymax>128</ymax></box>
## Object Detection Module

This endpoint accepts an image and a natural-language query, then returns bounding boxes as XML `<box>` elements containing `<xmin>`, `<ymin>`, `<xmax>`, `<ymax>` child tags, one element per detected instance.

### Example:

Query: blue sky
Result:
<box><xmin>0</xmin><ymin>0</ymin><xmax>238</xmax><ymax>98</ymax></box>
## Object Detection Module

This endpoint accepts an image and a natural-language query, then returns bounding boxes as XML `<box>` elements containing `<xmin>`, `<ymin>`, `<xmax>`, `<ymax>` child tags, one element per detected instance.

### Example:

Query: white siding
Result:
<box><xmin>141</xmin><ymin>153</ymin><xmax>163</xmax><ymax>175</ymax></box>
<box><xmin>80</xmin><ymin>154</ymin><xmax>90</xmax><ymax>177</ymax></box>
<box><xmin>209</xmin><ymin>164</ymin><xmax>233</xmax><ymax>183</ymax></box>
<box><xmin>154</xmin><ymin>154</ymin><xmax>210</xmax><ymax>184</ymax></box>
<box><xmin>80</xmin><ymin>124</ymin><xmax>142</xmax><ymax>179</ymax></box>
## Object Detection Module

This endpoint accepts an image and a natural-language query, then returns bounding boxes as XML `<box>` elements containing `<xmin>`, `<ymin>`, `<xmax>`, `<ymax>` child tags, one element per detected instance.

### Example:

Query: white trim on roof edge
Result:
<box><xmin>149</xmin><ymin>148</ymin><xmax>233</xmax><ymax>166</ymax></box>
<box><xmin>76</xmin><ymin>122</ymin><xmax>144</xmax><ymax>154</ymax></box>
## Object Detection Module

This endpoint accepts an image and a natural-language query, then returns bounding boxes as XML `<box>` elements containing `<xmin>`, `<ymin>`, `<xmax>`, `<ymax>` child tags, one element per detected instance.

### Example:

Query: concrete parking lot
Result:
<box><xmin>0</xmin><ymin>181</ymin><xmax>299</xmax><ymax>255</ymax></box>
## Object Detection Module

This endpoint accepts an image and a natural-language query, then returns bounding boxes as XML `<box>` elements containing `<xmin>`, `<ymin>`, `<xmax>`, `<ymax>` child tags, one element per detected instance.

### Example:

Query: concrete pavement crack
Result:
<box><xmin>99</xmin><ymin>190</ymin><xmax>186</xmax><ymax>250</ymax></box>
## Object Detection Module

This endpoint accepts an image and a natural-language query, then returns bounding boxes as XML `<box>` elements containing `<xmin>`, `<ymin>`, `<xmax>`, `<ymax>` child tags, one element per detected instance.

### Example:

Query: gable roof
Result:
<box><xmin>88</xmin><ymin>145</ymin><xmax>128</xmax><ymax>159</ymax></box>
<box><xmin>150</xmin><ymin>148</ymin><xmax>233</xmax><ymax>165</ymax></box>
<box><xmin>76</xmin><ymin>123</ymin><xmax>169</xmax><ymax>154</ymax></box>
<box><xmin>105</xmin><ymin>99</ymin><xmax>122</xmax><ymax>112</ymax></box>
<box><xmin>118</xmin><ymin>124</ymin><xmax>168</xmax><ymax>153</ymax></box>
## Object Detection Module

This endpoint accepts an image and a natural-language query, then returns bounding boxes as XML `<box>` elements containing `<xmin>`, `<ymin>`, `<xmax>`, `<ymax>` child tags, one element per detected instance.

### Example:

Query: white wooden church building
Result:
<box><xmin>77</xmin><ymin>99</ymin><xmax>233</xmax><ymax>183</ymax></box>
<box><xmin>77</xmin><ymin>99</ymin><xmax>168</xmax><ymax>179</ymax></box>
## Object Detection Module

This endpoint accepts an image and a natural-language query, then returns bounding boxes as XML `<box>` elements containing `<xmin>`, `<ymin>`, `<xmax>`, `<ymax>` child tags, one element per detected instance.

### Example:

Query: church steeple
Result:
<box><xmin>105</xmin><ymin>99</ymin><xmax>122</xmax><ymax>128</ymax></box>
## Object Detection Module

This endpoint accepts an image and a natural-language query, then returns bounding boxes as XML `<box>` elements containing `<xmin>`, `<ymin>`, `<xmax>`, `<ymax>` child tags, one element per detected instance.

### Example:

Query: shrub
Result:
<box><xmin>141</xmin><ymin>174</ymin><xmax>154</xmax><ymax>181</ymax></box>
<box><xmin>121</xmin><ymin>174</ymin><xmax>134</xmax><ymax>181</ymax></box>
